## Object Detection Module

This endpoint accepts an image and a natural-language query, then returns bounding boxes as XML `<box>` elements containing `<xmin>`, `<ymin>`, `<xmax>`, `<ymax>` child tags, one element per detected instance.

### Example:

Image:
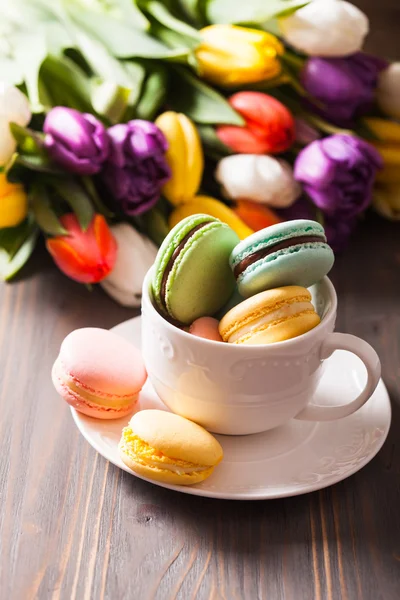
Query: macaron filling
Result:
<box><xmin>120</xmin><ymin>427</ymin><xmax>213</xmax><ymax>476</ymax></box>
<box><xmin>160</xmin><ymin>220</ymin><xmax>212</xmax><ymax>312</ymax></box>
<box><xmin>233</xmin><ymin>235</ymin><xmax>325</xmax><ymax>278</ymax></box>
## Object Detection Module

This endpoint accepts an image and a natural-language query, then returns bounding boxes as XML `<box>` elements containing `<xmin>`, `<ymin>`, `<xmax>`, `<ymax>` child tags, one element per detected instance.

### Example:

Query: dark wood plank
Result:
<box><xmin>1</xmin><ymin>2</ymin><xmax>400</xmax><ymax>599</ymax></box>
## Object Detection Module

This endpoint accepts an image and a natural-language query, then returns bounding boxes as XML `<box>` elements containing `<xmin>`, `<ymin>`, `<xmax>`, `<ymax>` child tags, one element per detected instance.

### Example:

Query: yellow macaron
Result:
<box><xmin>168</xmin><ymin>195</ymin><xmax>253</xmax><ymax>240</ymax></box>
<box><xmin>119</xmin><ymin>410</ymin><xmax>223</xmax><ymax>485</ymax></box>
<box><xmin>219</xmin><ymin>286</ymin><xmax>320</xmax><ymax>345</ymax></box>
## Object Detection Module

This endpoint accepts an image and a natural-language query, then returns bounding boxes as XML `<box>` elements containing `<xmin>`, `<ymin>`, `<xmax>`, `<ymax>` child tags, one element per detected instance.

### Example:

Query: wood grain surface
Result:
<box><xmin>1</xmin><ymin>4</ymin><xmax>400</xmax><ymax>599</ymax></box>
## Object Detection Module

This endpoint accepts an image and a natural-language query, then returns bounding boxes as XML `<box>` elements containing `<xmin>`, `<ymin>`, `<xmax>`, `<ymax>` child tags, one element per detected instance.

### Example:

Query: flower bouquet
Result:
<box><xmin>0</xmin><ymin>0</ymin><xmax>399</xmax><ymax>306</ymax></box>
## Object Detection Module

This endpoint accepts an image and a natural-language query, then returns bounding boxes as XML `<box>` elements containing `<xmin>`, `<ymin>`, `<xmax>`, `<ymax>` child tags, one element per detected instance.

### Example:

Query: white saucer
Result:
<box><xmin>71</xmin><ymin>317</ymin><xmax>391</xmax><ymax>500</ymax></box>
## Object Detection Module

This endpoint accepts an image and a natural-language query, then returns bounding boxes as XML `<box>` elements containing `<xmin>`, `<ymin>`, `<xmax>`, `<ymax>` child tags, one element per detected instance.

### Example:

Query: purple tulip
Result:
<box><xmin>301</xmin><ymin>53</ymin><xmax>388</xmax><ymax>126</ymax></box>
<box><xmin>44</xmin><ymin>107</ymin><xmax>109</xmax><ymax>175</ymax></box>
<box><xmin>103</xmin><ymin>120</ymin><xmax>171</xmax><ymax>216</ymax></box>
<box><xmin>294</xmin><ymin>134</ymin><xmax>383</xmax><ymax>219</ymax></box>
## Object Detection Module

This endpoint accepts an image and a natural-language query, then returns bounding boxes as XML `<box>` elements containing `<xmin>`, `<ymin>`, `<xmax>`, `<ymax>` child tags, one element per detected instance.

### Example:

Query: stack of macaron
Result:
<box><xmin>151</xmin><ymin>215</ymin><xmax>334</xmax><ymax>345</ymax></box>
<box><xmin>52</xmin><ymin>326</ymin><xmax>223</xmax><ymax>486</ymax></box>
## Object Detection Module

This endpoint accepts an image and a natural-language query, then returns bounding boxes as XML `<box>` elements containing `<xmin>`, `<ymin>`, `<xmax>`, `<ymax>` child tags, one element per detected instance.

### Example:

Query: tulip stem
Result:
<box><xmin>282</xmin><ymin>52</ymin><xmax>305</xmax><ymax>72</ymax></box>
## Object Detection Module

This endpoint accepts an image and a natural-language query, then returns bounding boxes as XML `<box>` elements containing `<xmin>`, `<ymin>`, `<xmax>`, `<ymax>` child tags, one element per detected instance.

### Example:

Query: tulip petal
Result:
<box><xmin>93</xmin><ymin>215</ymin><xmax>117</xmax><ymax>262</ymax></box>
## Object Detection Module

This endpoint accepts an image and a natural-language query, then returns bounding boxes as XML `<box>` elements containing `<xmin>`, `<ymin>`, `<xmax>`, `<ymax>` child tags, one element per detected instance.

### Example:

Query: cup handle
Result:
<box><xmin>295</xmin><ymin>332</ymin><xmax>381</xmax><ymax>422</ymax></box>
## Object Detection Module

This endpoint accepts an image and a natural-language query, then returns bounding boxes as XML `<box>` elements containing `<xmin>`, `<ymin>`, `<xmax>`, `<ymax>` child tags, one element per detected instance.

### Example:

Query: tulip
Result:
<box><xmin>301</xmin><ymin>53</ymin><xmax>387</xmax><ymax>126</ymax></box>
<box><xmin>215</xmin><ymin>154</ymin><xmax>301</xmax><ymax>208</ymax></box>
<box><xmin>169</xmin><ymin>195</ymin><xmax>253</xmax><ymax>240</ymax></box>
<box><xmin>216</xmin><ymin>92</ymin><xmax>295</xmax><ymax>154</ymax></box>
<box><xmin>103</xmin><ymin>120</ymin><xmax>170</xmax><ymax>215</ymax></box>
<box><xmin>46</xmin><ymin>214</ymin><xmax>117</xmax><ymax>283</ymax></box>
<box><xmin>376</xmin><ymin>63</ymin><xmax>400</xmax><ymax>119</ymax></box>
<box><xmin>233</xmin><ymin>199</ymin><xmax>281</xmax><ymax>232</ymax></box>
<box><xmin>0</xmin><ymin>84</ymin><xmax>31</xmax><ymax>165</ymax></box>
<box><xmin>294</xmin><ymin>134</ymin><xmax>382</xmax><ymax>218</ymax></box>
<box><xmin>279</xmin><ymin>0</ymin><xmax>369</xmax><ymax>57</ymax></box>
<box><xmin>155</xmin><ymin>111</ymin><xmax>203</xmax><ymax>206</ymax></box>
<box><xmin>364</xmin><ymin>117</ymin><xmax>400</xmax><ymax>183</ymax></box>
<box><xmin>44</xmin><ymin>107</ymin><xmax>109</xmax><ymax>175</ymax></box>
<box><xmin>100</xmin><ymin>223</ymin><xmax>158</xmax><ymax>306</ymax></box>
<box><xmin>373</xmin><ymin>183</ymin><xmax>400</xmax><ymax>220</ymax></box>
<box><xmin>196</xmin><ymin>25</ymin><xmax>284</xmax><ymax>87</ymax></box>
<box><xmin>0</xmin><ymin>173</ymin><xmax>28</xmax><ymax>228</ymax></box>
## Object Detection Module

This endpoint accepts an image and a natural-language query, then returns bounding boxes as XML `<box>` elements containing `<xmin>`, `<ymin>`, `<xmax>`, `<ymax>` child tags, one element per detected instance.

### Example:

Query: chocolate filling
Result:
<box><xmin>160</xmin><ymin>221</ymin><xmax>212</xmax><ymax>312</ymax></box>
<box><xmin>234</xmin><ymin>235</ymin><xmax>325</xmax><ymax>278</ymax></box>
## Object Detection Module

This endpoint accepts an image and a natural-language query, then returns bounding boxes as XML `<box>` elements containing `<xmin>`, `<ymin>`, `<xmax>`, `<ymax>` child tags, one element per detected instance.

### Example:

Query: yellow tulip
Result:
<box><xmin>169</xmin><ymin>195</ymin><xmax>253</xmax><ymax>240</ymax></box>
<box><xmin>364</xmin><ymin>117</ymin><xmax>400</xmax><ymax>183</ymax></box>
<box><xmin>0</xmin><ymin>173</ymin><xmax>27</xmax><ymax>228</ymax></box>
<box><xmin>155</xmin><ymin>111</ymin><xmax>203</xmax><ymax>206</ymax></box>
<box><xmin>196</xmin><ymin>25</ymin><xmax>284</xmax><ymax>87</ymax></box>
<box><xmin>373</xmin><ymin>183</ymin><xmax>400</xmax><ymax>220</ymax></box>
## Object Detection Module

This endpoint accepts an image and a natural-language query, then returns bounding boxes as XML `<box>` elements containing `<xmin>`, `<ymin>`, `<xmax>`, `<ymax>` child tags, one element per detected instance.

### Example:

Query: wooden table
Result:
<box><xmin>1</xmin><ymin>5</ymin><xmax>400</xmax><ymax>600</ymax></box>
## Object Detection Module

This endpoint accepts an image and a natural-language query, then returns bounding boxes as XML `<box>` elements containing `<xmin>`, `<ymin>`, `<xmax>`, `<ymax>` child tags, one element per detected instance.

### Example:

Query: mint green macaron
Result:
<box><xmin>152</xmin><ymin>214</ymin><xmax>239</xmax><ymax>325</ymax></box>
<box><xmin>230</xmin><ymin>219</ymin><xmax>334</xmax><ymax>297</ymax></box>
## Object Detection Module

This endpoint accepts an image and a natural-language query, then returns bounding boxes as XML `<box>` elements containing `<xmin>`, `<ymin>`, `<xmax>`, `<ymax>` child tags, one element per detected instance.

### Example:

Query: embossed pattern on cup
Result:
<box><xmin>141</xmin><ymin>269</ymin><xmax>380</xmax><ymax>435</ymax></box>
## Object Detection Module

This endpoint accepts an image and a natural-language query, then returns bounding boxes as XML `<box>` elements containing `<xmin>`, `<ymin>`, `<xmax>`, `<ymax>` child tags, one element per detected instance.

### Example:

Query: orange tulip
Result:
<box><xmin>233</xmin><ymin>199</ymin><xmax>281</xmax><ymax>231</ymax></box>
<box><xmin>46</xmin><ymin>213</ymin><xmax>117</xmax><ymax>283</ymax></box>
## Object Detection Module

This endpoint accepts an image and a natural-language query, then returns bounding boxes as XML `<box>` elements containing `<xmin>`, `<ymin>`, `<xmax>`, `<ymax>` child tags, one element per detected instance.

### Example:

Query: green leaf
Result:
<box><xmin>14</xmin><ymin>154</ymin><xmax>65</xmax><ymax>175</ymax></box>
<box><xmin>142</xmin><ymin>207</ymin><xmax>169</xmax><ymax>246</ymax></box>
<box><xmin>67</xmin><ymin>4</ymin><xmax>189</xmax><ymax>60</ymax></box>
<box><xmin>206</xmin><ymin>0</ymin><xmax>309</xmax><ymax>25</ymax></box>
<box><xmin>135</xmin><ymin>65</ymin><xmax>168</xmax><ymax>121</ymax></box>
<box><xmin>0</xmin><ymin>217</ymin><xmax>39</xmax><ymax>281</ymax></box>
<box><xmin>176</xmin><ymin>0</ymin><xmax>207</xmax><ymax>26</ymax></box>
<box><xmin>40</xmin><ymin>54</ymin><xmax>93</xmax><ymax>112</ymax></box>
<box><xmin>9</xmin><ymin>123</ymin><xmax>45</xmax><ymax>155</ymax></box>
<box><xmin>144</xmin><ymin>1</ymin><xmax>200</xmax><ymax>42</ymax></box>
<box><xmin>81</xmin><ymin>176</ymin><xmax>115</xmax><ymax>218</ymax></box>
<box><xmin>197</xmin><ymin>124</ymin><xmax>232</xmax><ymax>159</ymax></box>
<box><xmin>46</xmin><ymin>177</ymin><xmax>94</xmax><ymax>230</ymax></box>
<box><xmin>168</xmin><ymin>68</ymin><xmax>244</xmax><ymax>125</ymax></box>
<box><xmin>30</xmin><ymin>185</ymin><xmax>67</xmax><ymax>235</ymax></box>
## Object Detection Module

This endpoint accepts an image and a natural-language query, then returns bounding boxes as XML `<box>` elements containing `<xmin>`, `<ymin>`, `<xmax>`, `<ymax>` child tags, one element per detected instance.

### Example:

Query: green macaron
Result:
<box><xmin>152</xmin><ymin>214</ymin><xmax>239</xmax><ymax>325</ymax></box>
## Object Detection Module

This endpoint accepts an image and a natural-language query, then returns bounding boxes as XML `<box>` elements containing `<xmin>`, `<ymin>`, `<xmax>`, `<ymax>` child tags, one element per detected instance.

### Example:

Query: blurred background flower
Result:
<box><xmin>155</xmin><ymin>112</ymin><xmax>203</xmax><ymax>206</ymax></box>
<box><xmin>0</xmin><ymin>84</ymin><xmax>31</xmax><ymax>165</ymax></box>
<box><xmin>196</xmin><ymin>25</ymin><xmax>284</xmax><ymax>87</ymax></box>
<box><xmin>103</xmin><ymin>120</ymin><xmax>170</xmax><ymax>216</ymax></box>
<box><xmin>301</xmin><ymin>53</ymin><xmax>387</xmax><ymax>126</ymax></box>
<box><xmin>46</xmin><ymin>214</ymin><xmax>117</xmax><ymax>283</ymax></box>
<box><xmin>0</xmin><ymin>174</ymin><xmax>27</xmax><ymax>228</ymax></box>
<box><xmin>100</xmin><ymin>223</ymin><xmax>158</xmax><ymax>307</ymax></box>
<box><xmin>216</xmin><ymin>154</ymin><xmax>301</xmax><ymax>208</ymax></box>
<box><xmin>216</xmin><ymin>92</ymin><xmax>295</xmax><ymax>154</ymax></box>
<box><xmin>44</xmin><ymin>108</ymin><xmax>109</xmax><ymax>175</ymax></box>
<box><xmin>294</xmin><ymin>134</ymin><xmax>383</xmax><ymax>218</ymax></box>
<box><xmin>279</xmin><ymin>0</ymin><xmax>369</xmax><ymax>57</ymax></box>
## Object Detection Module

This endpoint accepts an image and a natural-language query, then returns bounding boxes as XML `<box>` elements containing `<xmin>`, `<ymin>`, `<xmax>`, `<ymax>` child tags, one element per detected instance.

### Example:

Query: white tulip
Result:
<box><xmin>376</xmin><ymin>63</ymin><xmax>400</xmax><ymax>119</ymax></box>
<box><xmin>101</xmin><ymin>223</ymin><xmax>158</xmax><ymax>307</ymax></box>
<box><xmin>215</xmin><ymin>154</ymin><xmax>301</xmax><ymax>208</ymax></box>
<box><xmin>279</xmin><ymin>0</ymin><xmax>369</xmax><ymax>57</ymax></box>
<box><xmin>0</xmin><ymin>83</ymin><xmax>31</xmax><ymax>165</ymax></box>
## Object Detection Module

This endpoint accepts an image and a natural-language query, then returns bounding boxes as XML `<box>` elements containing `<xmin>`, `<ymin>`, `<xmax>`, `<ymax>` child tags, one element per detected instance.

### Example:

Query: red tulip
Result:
<box><xmin>46</xmin><ymin>213</ymin><xmax>117</xmax><ymax>283</ymax></box>
<box><xmin>216</xmin><ymin>92</ymin><xmax>295</xmax><ymax>154</ymax></box>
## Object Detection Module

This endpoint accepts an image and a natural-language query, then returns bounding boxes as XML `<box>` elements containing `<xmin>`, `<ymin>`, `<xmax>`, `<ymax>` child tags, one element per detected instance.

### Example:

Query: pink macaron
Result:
<box><xmin>189</xmin><ymin>317</ymin><xmax>223</xmax><ymax>342</ymax></box>
<box><xmin>52</xmin><ymin>328</ymin><xmax>147</xmax><ymax>419</ymax></box>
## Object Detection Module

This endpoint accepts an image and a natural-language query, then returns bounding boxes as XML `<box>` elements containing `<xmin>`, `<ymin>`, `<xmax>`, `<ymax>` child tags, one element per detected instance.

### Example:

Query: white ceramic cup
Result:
<box><xmin>141</xmin><ymin>269</ymin><xmax>381</xmax><ymax>435</ymax></box>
